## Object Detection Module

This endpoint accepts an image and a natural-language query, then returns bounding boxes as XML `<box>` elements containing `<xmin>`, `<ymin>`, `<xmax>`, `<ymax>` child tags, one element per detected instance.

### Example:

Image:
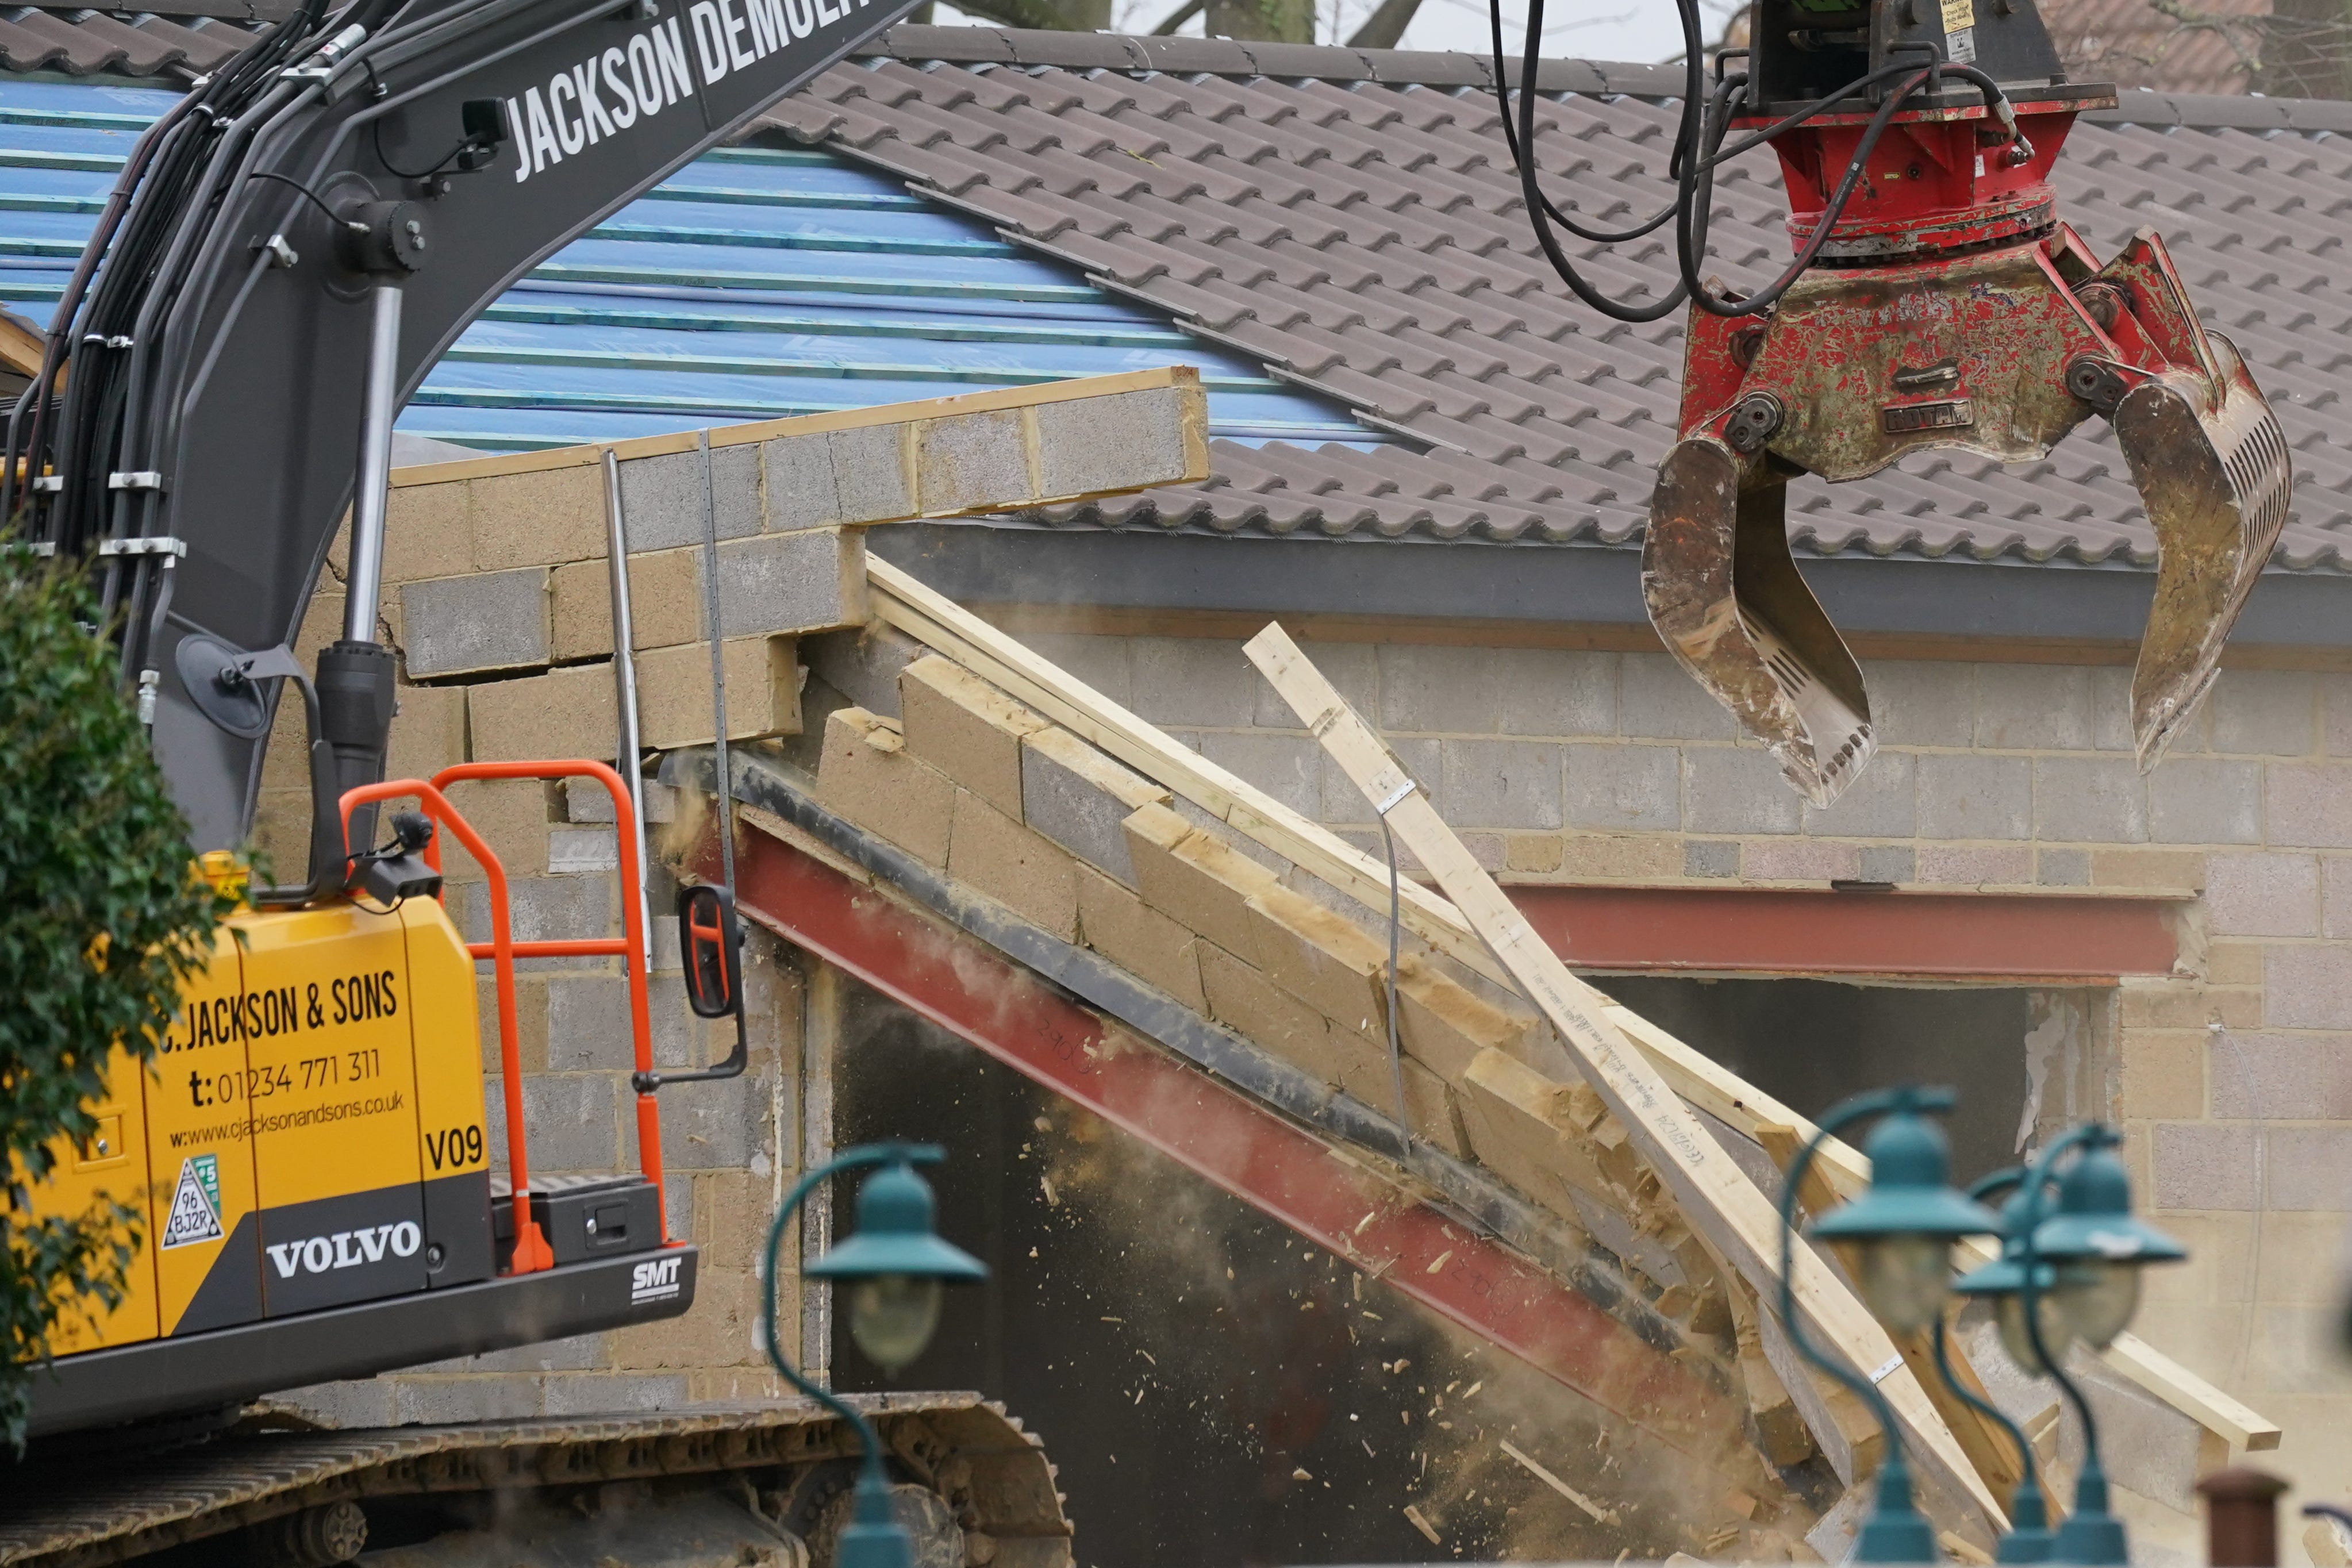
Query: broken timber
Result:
<box><xmin>863</xmin><ymin>556</ymin><xmax>2276</xmax><ymax>1465</ymax></box>
<box><xmin>1243</xmin><ymin>622</ymin><xmax>2005</xmax><ymax>1541</ymax></box>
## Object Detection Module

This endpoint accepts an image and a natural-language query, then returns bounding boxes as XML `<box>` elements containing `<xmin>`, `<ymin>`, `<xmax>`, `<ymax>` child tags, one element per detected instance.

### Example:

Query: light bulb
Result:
<box><xmin>1996</xmin><ymin>1289</ymin><xmax>2074</xmax><ymax>1373</ymax></box>
<box><xmin>2053</xmin><ymin>1259</ymin><xmax>2141</xmax><ymax>1349</ymax></box>
<box><xmin>1857</xmin><ymin>1233</ymin><xmax>1951</xmax><ymax>1335</ymax></box>
<box><xmin>848</xmin><ymin>1274</ymin><xmax>941</xmax><ymax>1374</ymax></box>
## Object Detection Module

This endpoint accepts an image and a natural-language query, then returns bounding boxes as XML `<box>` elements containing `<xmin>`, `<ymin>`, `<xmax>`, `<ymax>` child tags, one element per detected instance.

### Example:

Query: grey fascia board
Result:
<box><xmin>867</xmin><ymin>520</ymin><xmax>2352</xmax><ymax>651</ymax></box>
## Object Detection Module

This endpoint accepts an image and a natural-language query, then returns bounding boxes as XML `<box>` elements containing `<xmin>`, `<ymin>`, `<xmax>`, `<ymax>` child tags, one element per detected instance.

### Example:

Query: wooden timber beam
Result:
<box><xmin>860</xmin><ymin>556</ymin><xmax>2281</xmax><ymax>1460</ymax></box>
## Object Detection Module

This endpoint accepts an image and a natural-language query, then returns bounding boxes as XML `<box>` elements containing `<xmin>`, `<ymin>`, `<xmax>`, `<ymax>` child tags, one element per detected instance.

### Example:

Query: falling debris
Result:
<box><xmin>1403</xmin><ymin>1505</ymin><xmax>1443</xmax><ymax>1547</ymax></box>
<box><xmin>1500</xmin><ymin>1438</ymin><xmax>1619</xmax><ymax>1524</ymax></box>
<box><xmin>1041</xmin><ymin>1175</ymin><xmax>1059</xmax><ymax>1206</ymax></box>
<box><xmin>1293</xmin><ymin>1467</ymin><xmax>1313</xmax><ymax>1482</ymax></box>
<box><xmin>1424</xmin><ymin>1250</ymin><xmax>1452</xmax><ymax>1275</ymax></box>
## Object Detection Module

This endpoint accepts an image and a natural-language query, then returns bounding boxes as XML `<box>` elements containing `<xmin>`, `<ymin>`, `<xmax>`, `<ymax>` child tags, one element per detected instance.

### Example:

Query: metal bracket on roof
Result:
<box><xmin>107</xmin><ymin>471</ymin><xmax>166</xmax><ymax>491</ymax></box>
<box><xmin>98</xmin><ymin>536</ymin><xmax>186</xmax><ymax>558</ymax></box>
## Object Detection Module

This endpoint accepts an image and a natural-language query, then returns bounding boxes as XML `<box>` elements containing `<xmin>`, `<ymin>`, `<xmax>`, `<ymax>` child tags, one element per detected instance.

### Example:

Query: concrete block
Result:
<box><xmin>1866</xmin><ymin>660</ymin><xmax>1975</xmax><ymax>748</ymax></box>
<box><xmin>1200</xmin><ymin>731</ymin><xmax>1320</xmax><ymax>821</ymax></box>
<box><xmin>2326</xmin><ymin>857</ymin><xmax>2352</xmax><ymax>936</ymax></box>
<box><xmin>399</xmin><ymin>567</ymin><xmax>549</xmax><ymax>678</ymax></box>
<box><xmin>2093</xmin><ymin>663</ymin><xmax>2139</xmax><ymax>753</ymax></box>
<box><xmin>618</xmin><ymin>444</ymin><xmax>761</xmax><ymax>552</ymax></box>
<box><xmin>658</xmin><ymin>1067</ymin><xmax>773</xmax><ymax>1170</ymax></box>
<box><xmin>2211</xmin><ymin>1031</ymin><xmax>2352</xmax><ymax>1119</ymax></box>
<box><xmin>1129</xmin><ymin>636</ymin><xmax>1257</xmax><ymax>729</ymax></box>
<box><xmin>635</xmin><ymin>637</ymin><xmax>800</xmax><ymax>749</ymax></box>
<box><xmin>1020</xmin><ymin>631</ymin><xmax>1133</xmax><ymax>709</ymax></box>
<box><xmin>900</xmin><ymin>655</ymin><xmax>1049</xmax><ymax>818</ymax></box>
<box><xmin>1861</xmin><ymin>844</ymin><xmax>1917</xmax><ymax>884</ymax></box>
<box><xmin>275</xmin><ymin>1378</ymin><xmax>398</xmax><ymax>1427</ymax></box>
<box><xmin>1400</xmin><ymin>1056</ymin><xmax>1469</xmax><ymax>1157</ymax></box>
<box><xmin>1917</xmin><ymin>753</ymin><xmax>2032</xmax><ymax>840</ymax></box>
<box><xmin>1244</xmin><ymin>884</ymin><xmax>1388</xmax><ymax>1033</ymax></box>
<box><xmin>2035</xmin><ymin>847</ymin><xmax>2088</xmax><ymax>886</ymax></box>
<box><xmin>1489</xmin><ymin>647</ymin><xmax>1616</xmax><ymax>737</ymax></box>
<box><xmin>2033</xmin><ymin>756</ymin><xmax>2148</xmax><ymax>843</ymax></box>
<box><xmin>1254</xmin><ymin>640</ymin><xmax>1373</xmax><ymax>730</ymax></box>
<box><xmin>2147</xmin><ymin>758</ymin><xmax>2261</xmax><ymax>845</ymax></box>
<box><xmin>1021</xmin><ymin>725</ymin><xmax>1168</xmax><ymax>885</ymax></box>
<box><xmin>2265</xmin><ymin>763</ymin><xmax>2352</xmax><ymax>848</ymax></box>
<box><xmin>948</xmin><ymin>789</ymin><xmax>1079</xmax><ymax>940</ymax></box>
<box><xmin>1619</xmin><ymin>651</ymin><xmax>1737</xmax><ymax>740</ymax></box>
<box><xmin>475</xmin><ymin>970</ymin><xmax>549</xmax><ymax>1074</ymax></box>
<box><xmin>471</xmin><ymin>465</ymin><xmax>607</xmax><ymax>571</ymax></box>
<box><xmin>1197</xmin><ymin>942</ymin><xmax>1339</xmax><ymax>1081</ymax></box>
<box><xmin>2149</xmin><ymin>1122</ymin><xmax>2258</xmax><ymax>1212</ymax></box>
<box><xmin>802</xmin><ymin>622</ymin><xmax>928</xmax><ymax>719</ymax></box>
<box><xmin>1377</xmin><ymin>642</ymin><xmax>1499</xmax><ymax>733</ymax></box>
<box><xmin>818</xmin><ymin>708</ymin><xmax>957</xmax><ymax>867</ymax></box>
<box><xmin>2118</xmin><ymin>1030</ymin><xmax>2204</xmax><ymax>1121</ymax></box>
<box><xmin>2325</xmin><ymin>674</ymin><xmax>2352</xmax><ymax>756</ymax></box>
<box><xmin>2264</xmin><ymin>1127</ymin><xmax>2352</xmax><ymax>1210</ymax></box>
<box><xmin>763</xmin><ymin>429</ymin><xmax>847</xmax><ymax>531</ymax></box>
<box><xmin>2072</xmin><ymin>1358</ymin><xmax>2204</xmax><ymax>1513</ymax></box>
<box><xmin>1393</xmin><ymin>956</ymin><xmax>1530</xmax><ymax>1082</ymax></box>
<box><xmin>1322</xmin><ymin>736</ymin><xmax>1439</xmax><ymax>825</ymax></box>
<box><xmin>484</xmin><ymin>1070</ymin><xmax>620</xmax><ymax>1173</ymax></box>
<box><xmin>1555</xmin><ymin>834</ymin><xmax>1683</xmax><ymax>881</ymax></box>
<box><xmin>2120</xmin><ymin>979</ymin><xmax>2257</xmax><ymax>1030</ymax></box>
<box><xmin>2207</xmin><ymin>668</ymin><xmax>2315</xmax><ymax>757</ymax></box>
<box><xmin>1035</xmin><ymin>385</ymin><xmax>1196</xmax><ymax>499</ymax></box>
<box><xmin>1075</xmin><ymin>864</ymin><xmax>1206</xmax><ymax>1010</ymax></box>
<box><xmin>548</xmin><ymin>826</ymin><xmax>618</xmax><ymax>874</ymax></box>
<box><xmin>467</xmin><ymin>664</ymin><xmax>617</xmax><ymax>764</ymax></box>
<box><xmin>1508</xmin><ymin>833</ymin><xmax>1564</xmax><ymax>873</ymax></box>
<box><xmin>914</xmin><ymin>407</ymin><xmax>1029</xmax><ymax>515</ymax></box>
<box><xmin>2209</xmin><ymin>941</ymin><xmax>2264</xmax><ymax>985</ymax></box>
<box><xmin>713</xmin><ymin>528</ymin><xmax>866</xmax><ymax>638</ymax></box>
<box><xmin>1917</xmin><ymin>845</ymin><xmax>2033</xmax><ymax>884</ymax></box>
<box><xmin>2090</xmin><ymin>847</ymin><xmax>2205</xmax><ymax>889</ymax></box>
<box><xmin>391</xmin><ymin>1376</ymin><xmax>545</xmax><ymax>1425</ymax></box>
<box><xmin>383</xmin><ymin>478</ymin><xmax>475</xmax><ymax>583</ymax></box>
<box><xmin>1976</xmin><ymin>663</ymin><xmax>2094</xmax><ymax>750</ymax></box>
<box><xmin>1439</xmin><ymin>739</ymin><xmax>1562</xmax><ymax>829</ymax></box>
<box><xmin>1804</xmin><ymin>749</ymin><xmax>1915</xmax><ymax>838</ymax></box>
<box><xmin>1325</xmin><ymin>1019</ymin><xmax>1400</xmax><ymax>1106</ymax></box>
<box><xmin>540</xmin><ymin>1373</ymin><xmax>693</xmax><ymax>1416</ymax></box>
<box><xmin>1685</xmin><ymin>839</ymin><xmax>1739</xmax><ymax>878</ymax></box>
<box><xmin>1742</xmin><ymin>840</ymin><xmax>1859</xmax><ymax>882</ymax></box>
<box><xmin>507</xmin><ymin>875</ymin><xmax>615</xmax><ymax>945</ymax></box>
<box><xmin>802</xmin><ymin>421</ymin><xmax>914</xmax><ymax>528</ymax></box>
<box><xmin>2204</xmin><ymin>852</ymin><xmax>2319</xmax><ymax>936</ymax></box>
<box><xmin>386</xmin><ymin>682</ymin><xmax>467</xmax><ymax>782</ymax></box>
<box><xmin>549</xmin><ymin>558</ymin><xmax>613</xmax><ymax>664</ymax></box>
<box><xmin>1684</xmin><ymin>747</ymin><xmax>1801</xmax><ymax>835</ymax></box>
<box><xmin>2265</xmin><ymin>943</ymin><xmax>2352</xmax><ymax>1028</ymax></box>
<box><xmin>1124</xmin><ymin>802</ymin><xmax>1282</xmax><ymax>956</ymax></box>
<box><xmin>545</xmin><ymin>973</ymin><xmax>633</xmax><ymax>1073</ymax></box>
<box><xmin>551</xmin><ymin>551</ymin><xmax>709</xmax><ymax>662</ymax></box>
<box><xmin>564</xmin><ymin>777</ymin><xmax>677</xmax><ymax>824</ymax></box>
<box><xmin>1456</xmin><ymin>1050</ymin><xmax>1592</xmax><ymax>1219</ymax></box>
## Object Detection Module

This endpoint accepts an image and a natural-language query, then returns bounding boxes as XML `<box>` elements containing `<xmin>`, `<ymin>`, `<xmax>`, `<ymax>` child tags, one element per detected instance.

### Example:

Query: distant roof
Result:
<box><xmin>760</xmin><ymin>25</ymin><xmax>2352</xmax><ymax>571</ymax></box>
<box><xmin>0</xmin><ymin>77</ymin><xmax>1369</xmax><ymax>451</ymax></box>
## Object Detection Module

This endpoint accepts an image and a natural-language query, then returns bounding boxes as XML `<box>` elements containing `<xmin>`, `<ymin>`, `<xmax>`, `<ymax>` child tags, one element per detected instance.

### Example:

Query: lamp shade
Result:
<box><xmin>806</xmin><ymin>1160</ymin><xmax>989</xmax><ymax>1283</ymax></box>
<box><xmin>2030</xmin><ymin>1142</ymin><xmax>2186</xmax><ymax>1266</ymax></box>
<box><xmin>1813</xmin><ymin>1101</ymin><xmax>2004</xmax><ymax>1243</ymax></box>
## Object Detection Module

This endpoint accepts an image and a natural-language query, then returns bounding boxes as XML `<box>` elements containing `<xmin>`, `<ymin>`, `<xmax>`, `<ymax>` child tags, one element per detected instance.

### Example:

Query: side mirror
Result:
<box><xmin>677</xmin><ymin>884</ymin><xmax>743</xmax><ymax>1021</ymax></box>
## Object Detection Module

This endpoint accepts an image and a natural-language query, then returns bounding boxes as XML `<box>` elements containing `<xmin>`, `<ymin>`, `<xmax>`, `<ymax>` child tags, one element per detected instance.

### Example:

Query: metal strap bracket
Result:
<box><xmin>27</xmin><ymin>475</ymin><xmax>59</xmax><ymax>493</ymax></box>
<box><xmin>98</xmin><ymin>536</ymin><xmax>186</xmax><ymax>558</ymax></box>
<box><xmin>1867</xmin><ymin>1352</ymin><xmax>1905</xmax><ymax>1385</ymax></box>
<box><xmin>107</xmin><ymin>471</ymin><xmax>166</xmax><ymax>491</ymax></box>
<box><xmin>1373</xmin><ymin>778</ymin><xmax>1418</xmax><ymax>817</ymax></box>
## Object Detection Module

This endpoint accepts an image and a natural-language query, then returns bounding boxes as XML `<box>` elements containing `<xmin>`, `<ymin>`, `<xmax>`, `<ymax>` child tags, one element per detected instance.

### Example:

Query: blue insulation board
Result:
<box><xmin>0</xmin><ymin>76</ymin><xmax>1378</xmax><ymax>452</ymax></box>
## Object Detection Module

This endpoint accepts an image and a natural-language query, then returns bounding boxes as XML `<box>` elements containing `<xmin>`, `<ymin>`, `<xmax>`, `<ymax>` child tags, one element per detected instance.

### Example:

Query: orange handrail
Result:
<box><xmin>339</xmin><ymin>759</ymin><xmax>666</xmax><ymax>1277</ymax></box>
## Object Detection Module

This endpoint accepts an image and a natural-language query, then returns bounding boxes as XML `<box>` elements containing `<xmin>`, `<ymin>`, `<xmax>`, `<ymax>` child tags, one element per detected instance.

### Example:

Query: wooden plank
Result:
<box><xmin>389</xmin><ymin>365</ymin><xmax>1206</xmax><ymax>484</ymax></box>
<box><xmin>865</xmin><ymin>555</ymin><xmax>2282</xmax><ymax>1458</ymax></box>
<box><xmin>1243</xmin><ymin>621</ymin><xmax>2004</xmax><ymax>1540</ymax></box>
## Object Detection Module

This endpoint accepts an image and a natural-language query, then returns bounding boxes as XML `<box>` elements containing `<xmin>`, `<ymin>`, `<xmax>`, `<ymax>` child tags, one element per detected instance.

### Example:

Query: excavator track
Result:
<box><xmin>0</xmin><ymin>1396</ymin><xmax>1071</xmax><ymax>1568</ymax></box>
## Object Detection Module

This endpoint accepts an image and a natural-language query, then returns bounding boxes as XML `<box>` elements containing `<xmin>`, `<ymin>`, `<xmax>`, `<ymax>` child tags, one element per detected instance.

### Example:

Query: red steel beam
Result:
<box><xmin>727</xmin><ymin>823</ymin><xmax>1756</xmax><ymax>1476</ymax></box>
<box><xmin>1507</xmin><ymin>885</ymin><xmax>2178</xmax><ymax>981</ymax></box>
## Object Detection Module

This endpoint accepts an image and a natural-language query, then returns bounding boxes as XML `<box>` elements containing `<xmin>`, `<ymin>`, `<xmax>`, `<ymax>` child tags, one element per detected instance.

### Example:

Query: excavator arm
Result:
<box><xmin>15</xmin><ymin>0</ymin><xmax>918</xmax><ymax>850</ymax></box>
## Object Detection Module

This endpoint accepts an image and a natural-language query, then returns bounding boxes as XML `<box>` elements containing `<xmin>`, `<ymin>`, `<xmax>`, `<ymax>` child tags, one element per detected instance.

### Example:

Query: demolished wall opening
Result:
<box><xmin>1592</xmin><ymin>977</ymin><xmax>2097</xmax><ymax>1180</ymax></box>
<box><xmin>826</xmin><ymin>975</ymin><xmax>1778</xmax><ymax>1567</ymax></box>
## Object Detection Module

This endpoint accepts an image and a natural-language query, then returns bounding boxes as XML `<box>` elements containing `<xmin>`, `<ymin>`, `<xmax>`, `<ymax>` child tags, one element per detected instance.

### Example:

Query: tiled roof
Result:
<box><xmin>0</xmin><ymin>78</ymin><xmax>1371</xmax><ymax>451</ymax></box>
<box><xmin>0</xmin><ymin>10</ymin><xmax>262</xmax><ymax>79</ymax></box>
<box><xmin>763</xmin><ymin>26</ymin><xmax>2352</xmax><ymax>571</ymax></box>
<box><xmin>2042</xmin><ymin>0</ymin><xmax>2261</xmax><ymax>95</ymax></box>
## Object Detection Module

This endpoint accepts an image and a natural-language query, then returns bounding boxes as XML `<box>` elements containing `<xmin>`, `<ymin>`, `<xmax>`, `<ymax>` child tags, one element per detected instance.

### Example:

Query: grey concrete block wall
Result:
<box><xmin>620</xmin><ymin>444</ymin><xmax>763</xmax><ymax>551</ymax></box>
<box><xmin>401</xmin><ymin>567</ymin><xmax>551</xmax><ymax>678</ymax></box>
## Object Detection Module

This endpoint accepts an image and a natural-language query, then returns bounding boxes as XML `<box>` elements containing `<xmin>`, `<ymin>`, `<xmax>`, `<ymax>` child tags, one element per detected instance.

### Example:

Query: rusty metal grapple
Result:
<box><xmin>1641</xmin><ymin>18</ymin><xmax>2290</xmax><ymax>806</ymax></box>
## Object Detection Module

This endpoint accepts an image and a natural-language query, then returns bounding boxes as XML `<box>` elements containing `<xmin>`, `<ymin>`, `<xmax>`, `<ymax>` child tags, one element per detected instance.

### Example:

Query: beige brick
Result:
<box><xmin>1197</xmin><ymin>943</ymin><xmax>1335</xmax><ymax>1080</ymax></box>
<box><xmin>2119</xmin><ymin>1031</ymin><xmax>2206</xmax><ymax>1120</ymax></box>
<box><xmin>439</xmin><ymin>778</ymin><xmax>552</xmax><ymax>881</ymax></box>
<box><xmin>1401</xmin><ymin>1056</ymin><xmax>1470</xmax><ymax>1157</ymax></box>
<box><xmin>383</xmin><ymin>477</ymin><xmax>474</xmax><ymax>582</ymax></box>
<box><xmin>468</xmin><ymin>665</ymin><xmax>617</xmax><ymax>764</ymax></box>
<box><xmin>635</xmin><ymin>637</ymin><xmax>800</xmax><ymax>748</ymax></box>
<box><xmin>1506</xmin><ymin>833</ymin><xmax>1565</xmax><ymax>874</ymax></box>
<box><xmin>1392</xmin><ymin>957</ymin><xmax>1531</xmax><ymax>1082</ymax></box>
<box><xmin>250</xmin><ymin>786</ymin><xmax>312</xmax><ymax>882</ymax></box>
<box><xmin>2090</xmin><ymin>847</ymin><xmax>2207</xmax><ymax>890</ymax></box>
<box><xmin>624</xmin><ymin>548</ymin><xmax>710</xmax><ymax>651</ymax></box>
<box><xmin>815</xmin><ymin>707</ymin><xmax>955</xmax><ymax>866</ymax></box>
<box><xmin>1325</xmin><ymin>1018</ymin><xmax>1399</xmax><ymax>1104</ymax></box>
<box><xmin>1555</xmin><ymin>833</ymin><xmax>1681</xmax><ymax>881</ymax></box>
<box><xmin>260</xmin><ymin>695</ymin><xmax>310</xmax><ymax>793</ymax></box>
<box><xmin>1124</xmin><ymin>804</ymin><xmax>1282</xmax><ymax>955</ymax></box>
<box><xmin>1917</xmin><ymin>844</ymin><xmax>2033</xmax><ymax>885</ymax></box>
<box><xmin>476</xmin><ymin>971</ymin><xmax>551</xmax><ymax>1074</ymax></box>
<box><xmin>387</xmin><ymin>682</ymin><xmax>467</xmax><ymax>782</ymax></box>
<box><xmin>1074</xmin><ymin>864</ymin><xmax>1205</xmax><ymax>1011</ymax></box>
<box><xmin>948</xmin><ymin>789</ymin><xmax>1078</xmax><ymax>941</ymax></box>
<box><xmin>1244</xmin><ymin>885</ymin><xmax>1388</xmax><ymax>1035</ymax></box>
<box><xmin>1456</xmin><ymin>1048</ymin><xmax>1592</xmax><ymax>1220</ymax></box>
<box><xmin>2118</xmin><ymin>981</ymin><xmax>2259</xmax><ymax>1030</ymax></box>
<box><xmin>550</xmin><ymin>559</ymin><xmax>614</xmax><ymax>663</ymax></box>
<box><xmin>2207</xmin><ymin>941</ymin><xmax>2265</xmax><ymax>986</ymax></box>
<box><xmin>469</xmin><ymin>464</ymin><xmax>606</xmax><ymax>570</ymax></box>
<box><xmin>898</xmin><ymin>656</ymin><xmax>1047</xmax><ymax>817</ymax></box>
